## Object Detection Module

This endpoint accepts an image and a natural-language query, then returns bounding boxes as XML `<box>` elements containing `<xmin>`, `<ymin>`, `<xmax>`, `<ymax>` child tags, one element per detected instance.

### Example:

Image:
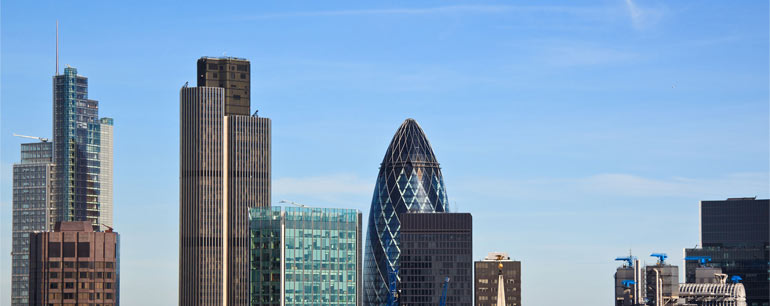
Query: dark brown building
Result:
<box><xmin>475</xmin><ymin>252</ymin><xmax>521</xmax><ymax>306</ymax></box>
<box><xmin>28</xmin><ymin>221</ymin><xmax>119</xmax><ymax>306</ymax></box>
<box><xmin>181</xmin><ymin>57</ymin><xmax>271</xmax><ymax>306</ymax></box>
<box><xmin>399</xmin><ymin>213</ymin><xmax>473</xmax><ymax>306</ymax></box>
<box><xmin>197</xmin><ymin>56</ymin><xmax>251</xmax><ymax>116</ymax></box>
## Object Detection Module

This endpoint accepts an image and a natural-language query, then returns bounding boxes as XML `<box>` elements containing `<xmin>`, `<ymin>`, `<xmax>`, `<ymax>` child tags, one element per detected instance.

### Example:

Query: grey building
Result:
<box><xmin>180</xmin><ymin>56</ymin><xmax>271</xmax><ymax>306</ymax></box>
<box><xmin>684</xmin><ymin>198</ymin><xmax>769</xmax><ymax>306</ymax></box>
<box><xmin>399</xmin><ymin>213</ymin><xmax>473</xmax><ymax>306</ymax></box>
<box><xmin>645</xmin><ymin>259</ymin><xmax>679</xmax><ymax>306</ymax></box>
<box><xmin>475</xmin><ymin>252</ymin><xmax>522</xmax><ymax>306</ymax></box>
<box><xmin>11</xmin><ymin>141</ymin><xmax>54</xmax><ymax>306</ymax></box>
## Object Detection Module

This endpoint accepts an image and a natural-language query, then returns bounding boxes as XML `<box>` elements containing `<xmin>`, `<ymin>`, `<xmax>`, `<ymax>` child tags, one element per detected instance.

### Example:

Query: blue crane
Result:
<box><xmin>650</xmin><ymin>253</ymin><xmax>668</xmax><ymax>264</ymax></box>
<box><xmin>621</xmin><ymin>280</ymin><xmax>636</xmax><ymax>288</ymax></box>
<box><xmin>439</xmin><ymin>277</ymin><xmax>450</xmax><ymax>306</ymax></box>
<box><xmin>615</xmin><ymin>256</ymin><xmax>636</xmax><ymax>267</ymax></box>
<box><xmin>684</xmin><ymin>256</ymin><xmax>712</xmax><ymax>266</ymax></box>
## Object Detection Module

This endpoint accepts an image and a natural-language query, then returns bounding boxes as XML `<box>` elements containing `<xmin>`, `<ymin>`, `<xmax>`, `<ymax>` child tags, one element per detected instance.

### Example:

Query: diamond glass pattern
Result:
<box><xmin>363</xmin><ymin>119</ymin><xmax>449</xmax><ymax>306</ymax></box>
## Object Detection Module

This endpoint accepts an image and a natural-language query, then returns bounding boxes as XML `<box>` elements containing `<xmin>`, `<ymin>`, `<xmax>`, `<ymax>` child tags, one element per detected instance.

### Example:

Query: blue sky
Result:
<box><xmin>1</xmin><ymin>1</ymin><xmax>768</xmax><ymax>305</ymax></box>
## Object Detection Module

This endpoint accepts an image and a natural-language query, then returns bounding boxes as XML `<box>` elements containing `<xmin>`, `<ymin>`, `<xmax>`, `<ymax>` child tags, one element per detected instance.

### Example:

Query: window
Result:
<box><xmin>77</xmin><ymin>242</ymin><xmax>90</xmax><ymax>257</ymax></box>
<box><xmin>49</xmin><ymin>242</ymin><xmax>61</xmax><ymax>257</ymax></box>
<box><xmin>63</xmin><ymin>242</ymin><xmax>75</xmax><ymax>257</ymax></box>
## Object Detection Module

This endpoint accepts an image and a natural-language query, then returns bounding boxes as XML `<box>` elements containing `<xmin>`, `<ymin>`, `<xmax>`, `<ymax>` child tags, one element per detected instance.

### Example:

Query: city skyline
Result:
<box><xmin>1</xmin><ymin>1</ymin><xmax>769</xmax><ymax>305</ymax></box>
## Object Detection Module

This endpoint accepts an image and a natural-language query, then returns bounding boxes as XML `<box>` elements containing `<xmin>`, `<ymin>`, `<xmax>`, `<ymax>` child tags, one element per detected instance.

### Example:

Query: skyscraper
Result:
<box><xmin>52</xmin><ymin>66</ymin><xmax>108</xmax><ymax>230</ymax></box>
<box><xmin>474</xmin><ymin>253</ymin><xmax>522</xmax><ymax>306</ymax></box>
<box><xmin>27</xmin><ymin>221</ymin><xmax>120</xmax><ymax>306</ymax></box>
<box><xmin>363</xmin><ymin>118</ymin><xmax>450</xmax><ymax>306</ymax></box>
<box><xmin>99</xmin><ymin>117</ymin><xmax>114</xmax><ymax>231</ymax></box>
<box><xmin>399</xmin><ymin>213</ymin><xmax>473</xmax><ymax>306</ymax></box>
<box><xmin>180</xmin><ymin>56</ymin><xmax>271</xmax><ymax>306</ymax></box>
<box><xmin>11</xmin><ymin>141</ymin><xmax>54</xmax><ymax>306</ymax></box>
<box><xmin>12</xmin><ymin>66</ymin><xmax>114</xmax><ymax>306</ymax></box>
<box><xmin>248</xmin><ymin>206</ymin><xmax>362</xmax><ymax>305</ymax></box>
<box><xmin>197</xmin><ymin>57</ymin><xmax>251</xmax><ymax>116</ymax></box>
<box><xmin>684</xmin><ymin>198</ymin><xmax>769</xmax><ymax>306</ymax></box>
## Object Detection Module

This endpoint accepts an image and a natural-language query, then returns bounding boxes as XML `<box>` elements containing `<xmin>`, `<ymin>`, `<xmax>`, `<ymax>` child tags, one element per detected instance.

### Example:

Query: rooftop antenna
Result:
<box><xmin>56</xmin><ymin>20</ymin><xmax>59</xmax><ymax>75</ymax></box>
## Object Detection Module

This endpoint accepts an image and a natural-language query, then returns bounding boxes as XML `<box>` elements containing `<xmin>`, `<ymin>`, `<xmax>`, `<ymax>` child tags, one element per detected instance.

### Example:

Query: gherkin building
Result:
<box><xmin>363</xmin><ymin>118</ymin><xmax>449</xmax><ymax>306</ymax></box>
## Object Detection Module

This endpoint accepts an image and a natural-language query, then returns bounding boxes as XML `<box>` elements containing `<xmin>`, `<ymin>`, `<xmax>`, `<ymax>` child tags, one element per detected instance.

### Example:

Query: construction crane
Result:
<box><xmin>621</xmin><ymin>280</ymin><xmax>636</xmax><ymax>288</ymax></box>
<box><xmin>13</xmin><ymin>133</ymin><xmax>48</xmax><ymax>142</ymax></box>
<box><xmin>438</xmin><ymin>277</ymin><xmax>450</xmax><ymax>306</ymax></box>
<box><xmin>279</xmin><ymin>200</ymin><xmax>309</xmax><ymax>208</ymax></box>
<box><xmin>684</xmin><ymin>256</ymin><xmax>711</xmax><ymax>266</ymax></box>
<box><xmin>650</xmin><ymin>253</ymin><xmax>668</xmax><ymax>264</ymax></box>
<box><xmin>615</xmin><ymin>256</ymin><xmax>637</xmax><ymax>267</ymax></box>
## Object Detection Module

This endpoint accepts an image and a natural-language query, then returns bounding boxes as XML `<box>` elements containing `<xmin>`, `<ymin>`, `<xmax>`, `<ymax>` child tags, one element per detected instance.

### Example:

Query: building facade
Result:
<box><xmin>684</xmin><ymin>198</ymin><xmax>769</xmax><ymax>306</ymax></box>
<box><xmin>11</xmin><ymin>141</ymin><xmax>54</xmax><ymax>306</ymax></box>
<box><xmin>180</xmin><ymin>56</ymin><xmax>271</xmax><ymax>306</ymax></box>
<box><xmin>399</xmin><ymin>213</ymin><xmax>472</xmax><ymax>306</ymax></box>
<box><xmin>99</xmin><ymin>117</ymin><xmax>114</xmax><ymax>231</ymax></box>
<box><xmin>28</xmin><ymin>221</ymin><xmax>119</xmax><ymax>306</ymax></box>
<box><xmin>248</xmin><ymin>206</ymin><xmax>362</xmax><ymax>306</ymax></box>
<box><xmin>52</xmin><ymin>66</ymin><xmax>109</xmax><ymax>230</ymax></box>
<box><xmin>363</xmin><ymin>118</ymin><xmax>450</xmax><ymax>306</ymax></box>
<box><xmin>475</xmin><ymin>252</ymin><xmax>522</xmax><ymax>306</ymax></box>
<box><xmin>197</xmin><ymin>57</ymin><xmax>251</xmax><ymax>116</ymax></box>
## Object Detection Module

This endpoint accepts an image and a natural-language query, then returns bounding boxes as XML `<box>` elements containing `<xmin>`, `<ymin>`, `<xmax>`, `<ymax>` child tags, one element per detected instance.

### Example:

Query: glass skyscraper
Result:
<box><xmin>363</xmin><ymin>118</ymin><xmax>450</xmax><ymax>306</ymax></box>
<box><xmin>684</xmin><ymin>198</ymin><xmax>769</xmax><ymax>306</ymax></box>
<box><xmin>12</xmin><ymin>66</ymin><xmax>114</xmax><ymax>306</ymax></box>
<box><xmin>248</xmin><ymin>206</ymin><xmax>362</xmax><ymax>306</ymax></box>
<box><xmin>52</xmin><ymin>66</ymin><xmax>106</xmax><ymax>229</ymax></box>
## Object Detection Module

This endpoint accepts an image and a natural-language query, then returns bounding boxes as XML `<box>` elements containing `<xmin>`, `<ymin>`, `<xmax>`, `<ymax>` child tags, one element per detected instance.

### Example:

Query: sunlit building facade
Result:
<box><xmin>363</xmin><ymin>118</ymin><xmax>450</xmax><ymax>306</ymax></box>
<box><xmin>249</xmin><ymin>206</ymin><xmax>362</xmax><ymax>306</ymax></box>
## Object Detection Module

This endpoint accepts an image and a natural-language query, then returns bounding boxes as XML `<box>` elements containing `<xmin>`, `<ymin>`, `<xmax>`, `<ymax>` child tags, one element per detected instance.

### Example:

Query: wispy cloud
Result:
<box><xmin>624</xmin><ymin>0</ymin><xmax>665</xmax><ymax>29</ymax></box>
<box><xmin>241</xmin><ymin>5</ymin><xmax>606</xmax><ymax>20</ymax></box>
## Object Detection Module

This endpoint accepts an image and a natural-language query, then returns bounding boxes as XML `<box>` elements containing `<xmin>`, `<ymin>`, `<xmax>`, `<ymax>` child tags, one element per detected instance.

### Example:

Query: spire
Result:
<box><xmin>497</xmin><ymin>263</ymin><xmax>506</xmax><ymax>306</ymax></box>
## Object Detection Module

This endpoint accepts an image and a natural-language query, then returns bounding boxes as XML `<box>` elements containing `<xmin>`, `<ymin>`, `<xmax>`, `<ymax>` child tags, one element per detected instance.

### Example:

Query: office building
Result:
<box><xmin>11</xmin><ymin>141</ymin><xmax>54</xmax><ymax>306</ymax></box>
<box><xmin>180</xmin><ymin>56</ymin><xmax>271</xmax><ymax>306</ymax></box>
<box><xmin>363</xmin><ymin>118</ymin><xmax>450</xmax><ymax>306</ymax></box>
<box><xmin>99</xmin><ymin>117</ymin><xmax>114</xmax><ymax>231</ymax></box>
<box><xmin>13</xmin><ymin>65</ymin><xmax>114</xmax><ymax>306</ymax></box>
<box><xmin>399</xmin><ymin>213</ymin><xmax>472</xmax><ymax>306</ymax></box>
<box><xmin>684</xmin><ymin>198</ymin><xmax>769</xmax><ymax>306</ymax></box>
<box><xmin>248</xmin><ymin>206</ymin><xmax>362</xmax><ymax>306</ymax></box>
<box><xmin>475</xmin><ymin>252</ymin><xmax>522</xmax><ymax>306</ymax></box>
<box><xmin>52</xmin><ymin>66</ymin><xmax>112</xmax><ymax>230</ymax></box>
<box><xmin>27</xmin><ymin>221</ymin><xmax>119</xmax><ymax>305</ymax></box>
<box><xmin>197</xmin><ymin>56</ymin><xmax>251</xmax><ymax>116</ymax></box>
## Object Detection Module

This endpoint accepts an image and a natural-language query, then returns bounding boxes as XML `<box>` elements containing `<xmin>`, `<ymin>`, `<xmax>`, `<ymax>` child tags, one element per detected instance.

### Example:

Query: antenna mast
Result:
<box><xmin>56</xmin><ymin>20</ymin><xmax>59</xmax><ymax>75</ymax></box>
